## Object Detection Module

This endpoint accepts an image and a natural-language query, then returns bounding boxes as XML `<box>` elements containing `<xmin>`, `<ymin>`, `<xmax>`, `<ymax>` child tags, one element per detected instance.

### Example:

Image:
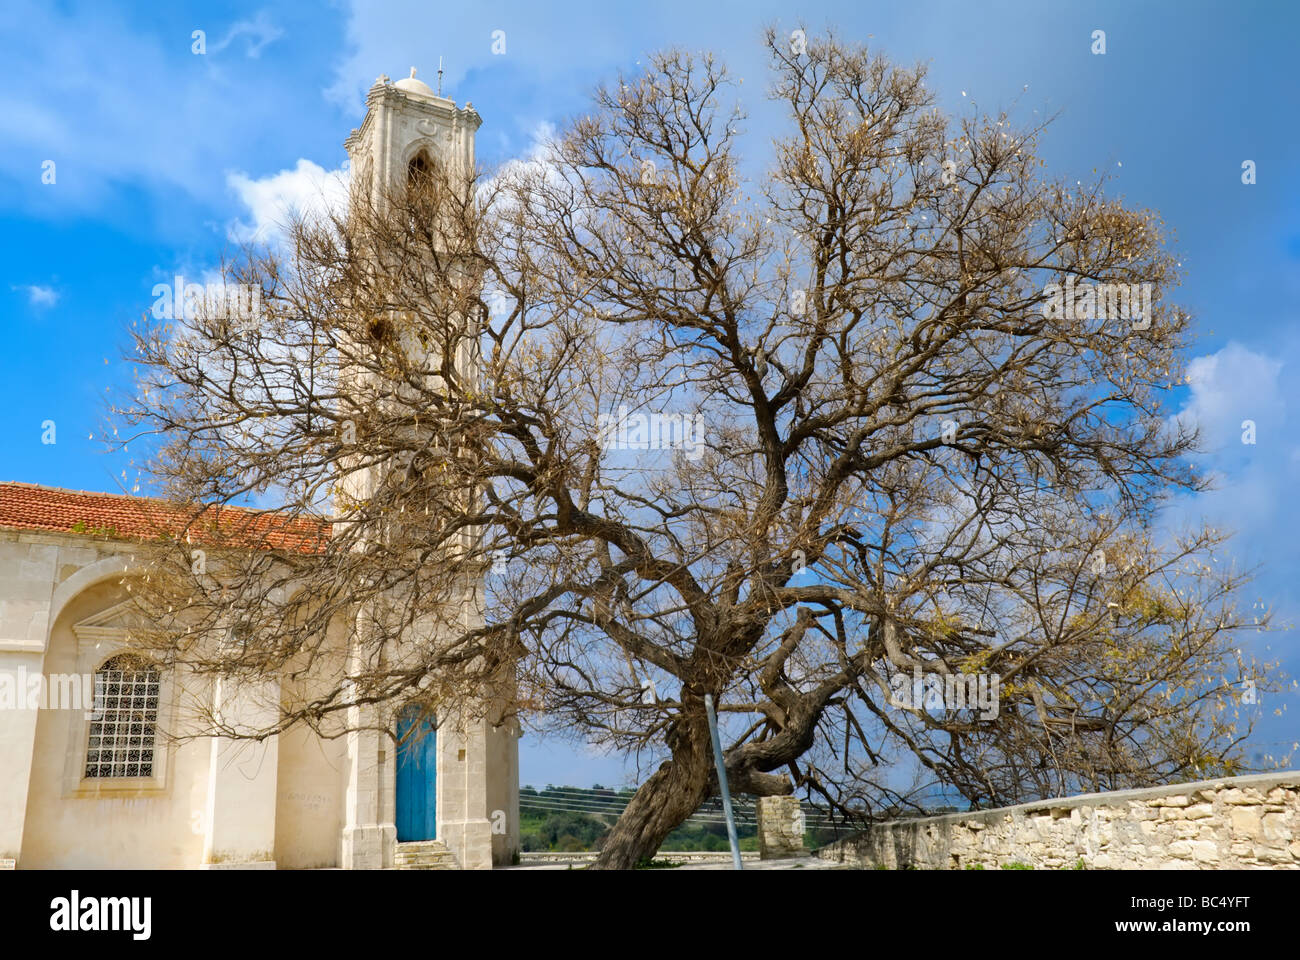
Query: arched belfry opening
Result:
<box><xmin>407</xmin><ymin>150</ymin><xmax>434</xmax><ymax>193</ymax></box>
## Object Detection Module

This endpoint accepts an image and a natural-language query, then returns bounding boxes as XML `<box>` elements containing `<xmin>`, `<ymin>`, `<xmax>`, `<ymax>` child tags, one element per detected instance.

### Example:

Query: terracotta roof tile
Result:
<box><xmin>0</xmin><ymin>482</ymin><xmax>331</xmax><ymax>553</ymax></box>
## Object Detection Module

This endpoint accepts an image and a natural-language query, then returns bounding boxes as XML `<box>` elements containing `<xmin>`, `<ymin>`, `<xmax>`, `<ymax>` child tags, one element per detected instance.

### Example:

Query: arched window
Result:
<box><xmin>85</xmin><ymin>654</ymin><xmax>160</xmax><ymax>779</ymax></box>
<box><xmin>407</xmin><ymin>150</ymin><xmax>434</xmax><ymax>189</ymax></box>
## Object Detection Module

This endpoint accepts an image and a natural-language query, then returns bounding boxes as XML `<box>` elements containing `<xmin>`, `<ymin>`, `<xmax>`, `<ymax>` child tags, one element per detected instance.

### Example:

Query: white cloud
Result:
<box><xmin>227</xmin><ymin>159</ymin><xmax>350</xmax><ymax>245</ymax></box>
<box><xmin>323</xmin><ymin>1</ymin><xmax>633</xmax><ymax>112</ymax></box>
<box><xmin>14</xmin><ymin>284</ymin><xmax>59</xmax><ymax>307</ymax></box>
<box><xmin>479</xmin><ymin>122</ymin><xmax>560</xmax><ymax>190</ymax></box>
<box><xmin>1163</xmin><ymin>341</ymin><xmax>1297</xmax><ymax>560</ymax></box>
<box><xmin>210</xmin><ymin>12</ymin><xmax>284</xmax><ymax>59</ymax></box>
<box><xmin>1172</xmin><ymin>342</ymin><xmax>1285</xmax><ymax>453</ymax></box>
<box><xmin>1159</xmin><ymin>340</ymin><xmax>1300</xmax><ymax>749</ymax></box>
<box><xmin>0</xmin><ymin>2</ymin><xmax>328</xmax><ymax>216</ymax></box>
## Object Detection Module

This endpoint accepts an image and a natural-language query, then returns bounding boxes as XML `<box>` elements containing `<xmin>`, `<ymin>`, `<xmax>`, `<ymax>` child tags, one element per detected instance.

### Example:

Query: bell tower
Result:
<box><xmin>339</xmin><ymin>67</ymin><xmax>481</xmax><ymax>503</ymax></box>
<box><xmin>337</xmin><ymin>69</ymin><xmax>520</xmax><ymax>871</ymax></box>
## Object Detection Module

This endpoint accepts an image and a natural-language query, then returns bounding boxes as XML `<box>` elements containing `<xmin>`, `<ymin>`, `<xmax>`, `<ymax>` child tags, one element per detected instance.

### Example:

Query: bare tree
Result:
<box><xmin>117</xmin><ymin>29</ymin><xmax>1279</xmax><ymax>870</ymax></box>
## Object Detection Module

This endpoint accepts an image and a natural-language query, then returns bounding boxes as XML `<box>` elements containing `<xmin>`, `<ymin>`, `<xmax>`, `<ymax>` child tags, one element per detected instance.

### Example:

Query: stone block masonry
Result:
<box><xmin>758</xmin><ymin>795</ymin><xmax>808</xmax><ymax>859</ymax></box>
<box><xmin>814</xmin><ymin>772</ymin><xmax>1300</xmax><ymax>869</ymax></box>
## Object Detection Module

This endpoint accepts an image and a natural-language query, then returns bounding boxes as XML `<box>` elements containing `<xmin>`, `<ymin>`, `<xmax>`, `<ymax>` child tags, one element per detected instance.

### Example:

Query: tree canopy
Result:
<box><xmin>117</xmin><ymin>28</ymin><xmax>1278</xmax><ymax>869</ymax></box>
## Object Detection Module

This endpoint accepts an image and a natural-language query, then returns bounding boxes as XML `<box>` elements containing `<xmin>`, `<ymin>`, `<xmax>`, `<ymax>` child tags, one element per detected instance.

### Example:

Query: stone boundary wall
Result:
<box><xmin>815</xmin><ymin>772</ymin><xmax>1300</xmax><ymax>869</ymax></box>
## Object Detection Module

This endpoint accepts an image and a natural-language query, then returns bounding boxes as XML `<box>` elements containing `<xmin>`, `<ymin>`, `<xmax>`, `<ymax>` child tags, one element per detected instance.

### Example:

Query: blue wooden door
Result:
<box><xmin>395</xmin><ymin>707</ymin><xmax>437</xmax><ymax>842</ymax></box>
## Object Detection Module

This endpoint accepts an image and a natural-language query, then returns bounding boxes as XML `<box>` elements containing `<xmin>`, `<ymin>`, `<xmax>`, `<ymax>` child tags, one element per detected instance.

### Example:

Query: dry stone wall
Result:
<box><xmin>815</xmin><ymin>772</ymin><xmax>1300</xmax><ymax>869</ymax></box>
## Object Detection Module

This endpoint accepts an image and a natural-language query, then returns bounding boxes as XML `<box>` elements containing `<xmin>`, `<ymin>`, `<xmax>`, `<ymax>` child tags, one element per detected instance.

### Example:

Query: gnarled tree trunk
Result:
<box><xmin>591</xmin><ymin>709</ymin><xmax>714</xmax><ymax>869</ymax></box>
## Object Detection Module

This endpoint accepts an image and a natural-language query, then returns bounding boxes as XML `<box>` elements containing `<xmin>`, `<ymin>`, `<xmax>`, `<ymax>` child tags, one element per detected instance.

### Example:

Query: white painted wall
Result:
<box><xmin>18</xmin><ymin>577</ymin><xmax>210</xmax><ymax>869</ymax></box>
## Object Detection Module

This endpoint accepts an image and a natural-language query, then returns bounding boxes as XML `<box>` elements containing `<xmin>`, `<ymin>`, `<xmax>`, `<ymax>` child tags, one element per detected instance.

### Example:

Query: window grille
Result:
<box><xmin>85</xmin><ymin>655</ymin><xmax>160</xmax><ymax>779</ymax></box>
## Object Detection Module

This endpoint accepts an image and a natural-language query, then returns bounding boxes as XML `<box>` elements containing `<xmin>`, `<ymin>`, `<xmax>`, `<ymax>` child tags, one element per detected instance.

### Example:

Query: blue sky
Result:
<box><xmin>2</xmin><ymin>0</ymin><xmax>1297</xmax><ymax>789</ymax></box>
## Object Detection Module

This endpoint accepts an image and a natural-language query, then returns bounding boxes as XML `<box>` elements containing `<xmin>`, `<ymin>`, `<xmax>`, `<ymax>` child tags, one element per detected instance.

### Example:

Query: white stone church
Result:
<box><xmin>0</xmin><ymin>70</ymin><xmax>520</xmax><ymax>870</ymax></box>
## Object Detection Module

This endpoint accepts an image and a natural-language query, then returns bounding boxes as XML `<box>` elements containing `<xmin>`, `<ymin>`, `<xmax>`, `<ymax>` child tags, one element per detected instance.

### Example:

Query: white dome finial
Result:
<box><xmin>394</xmin><ymin>67</ymin><xmax>436</xmax><ymax>98</ymax></box>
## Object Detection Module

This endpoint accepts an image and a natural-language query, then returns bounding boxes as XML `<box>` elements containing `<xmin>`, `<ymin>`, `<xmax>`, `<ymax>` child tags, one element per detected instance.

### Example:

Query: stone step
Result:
<box><xmin>394</xmin><ymin>840</ymin><xmax>460</xmax><ymax>870</ymax></box>
<box><xmin>394</xmin><ymin>860</ymin><xmax>458</xmax><ymax>869</ymax></box>
<box><xmin>394</xmin><ymin>851</ymin><xmax>456</xmax><ymax>858</ymax></box>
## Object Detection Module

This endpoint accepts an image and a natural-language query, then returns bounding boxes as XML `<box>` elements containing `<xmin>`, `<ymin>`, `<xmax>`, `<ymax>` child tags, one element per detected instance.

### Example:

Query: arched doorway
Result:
<box><xmin>395</xmin><ymin>706</ymin><xmax>437</xmax><ymax>842</ymax></box>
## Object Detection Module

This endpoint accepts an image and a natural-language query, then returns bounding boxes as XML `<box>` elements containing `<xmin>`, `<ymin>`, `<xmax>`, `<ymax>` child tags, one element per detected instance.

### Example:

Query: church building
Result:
<box><xmin>0</xmin><ymin>70</ymin><xmax>519</xmax><ymax>870</ymax></box>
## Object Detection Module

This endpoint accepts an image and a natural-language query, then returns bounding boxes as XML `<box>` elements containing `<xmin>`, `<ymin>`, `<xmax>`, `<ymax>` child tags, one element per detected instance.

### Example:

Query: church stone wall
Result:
<box><xmin>0</xmin><ymin>532</ymin><xmax>216</xmax><ymax>868</ymax></box>
<box><xmin>273</xmin><ymin>678</ymin><xmax>348</xmax><ymax>869</ymax></box>
<box><xmin>815</xmin><ymin>772</ymin><xmax>1300</xmax><ymax>869</ymax></box>
<box><xmin>0</xmin><ymin>532</ymin><xmax>148</xmax><ymax>864</ymax></box>
<box><xmin>0</xmin><ymin>530</ymin><xmax>347</xmax><ymax>869</ymax></box>
<box><xmin>19</xmin><ymin>577</ymin><xmax>212</xmax><ymax>868</ymax></box>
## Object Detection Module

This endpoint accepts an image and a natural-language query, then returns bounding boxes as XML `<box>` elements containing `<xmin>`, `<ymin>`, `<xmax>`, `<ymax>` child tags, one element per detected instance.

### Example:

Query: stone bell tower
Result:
<box><xmin>337</xmin><ymin>68</ymin><xmax>520</xmax><ymax>870</ymax></box>
<box><xmin>339</xmin><ymin>67</ymin><xmax>482</xmax><ymax>501</ymax></box>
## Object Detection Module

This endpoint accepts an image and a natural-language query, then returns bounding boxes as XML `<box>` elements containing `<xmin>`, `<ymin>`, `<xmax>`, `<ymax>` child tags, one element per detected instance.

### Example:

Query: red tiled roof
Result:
<box><xmin>0</xmin><ymin>482</ymin><xmax>331</xmax><ymax>553</ymax></box>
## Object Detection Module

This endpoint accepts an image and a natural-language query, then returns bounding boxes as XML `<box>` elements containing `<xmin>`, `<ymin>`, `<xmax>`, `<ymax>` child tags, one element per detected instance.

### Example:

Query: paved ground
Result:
<box><xmin>670</xmin><ymin>855</ymin><xmax>843</xmax><ymax>870</ymax></box>
<box><xmin>505</xmin><ymin>854</ymin><xmax>845</xmax><ymax>870</ymax></box>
